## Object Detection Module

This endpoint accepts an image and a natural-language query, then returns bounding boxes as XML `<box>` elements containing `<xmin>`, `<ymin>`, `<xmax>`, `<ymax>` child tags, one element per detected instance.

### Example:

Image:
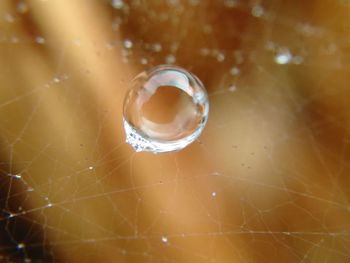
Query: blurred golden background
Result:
<box><xmin>1</xmin><ymin>0</ymin><xmax>350</xmax><ymax>262</ymax></box>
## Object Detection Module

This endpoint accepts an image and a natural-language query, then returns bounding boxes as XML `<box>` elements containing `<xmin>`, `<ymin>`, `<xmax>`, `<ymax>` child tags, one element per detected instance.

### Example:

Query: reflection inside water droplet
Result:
<box><xmin>123</xmin><ymin>65</ymin><xmax>209</xmax><ymax>153</ymax></box>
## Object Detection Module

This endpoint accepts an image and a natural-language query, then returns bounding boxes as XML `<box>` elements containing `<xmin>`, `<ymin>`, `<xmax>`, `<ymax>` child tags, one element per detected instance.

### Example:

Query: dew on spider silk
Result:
<box><xmin>251</xmin><ymin>4</ymin><xmax>264</xmax><ymax>18</ymax></box>
<box><xmin>123</xmin><ymin>39</ymin><xmax>133</xmax><ymax>49</ymax></box>
<box><xmin>35</xmin><ymin>36</ymin><xmax>45</xmax><ymax>44</ymax></box>
<box><xmin>275</xmin><ymin>48</ymin><xmax>292</xmax><ymax>65</ymax></box>
<box><xmin>151</xmin><ymin>43</ymin><xmax>162</xmax><ymax>52</ymax></box>
<box><xmin>17</xmin><ymin>243</ymin><xmax>25</xmax><ymax>250</ymax></box>
<box><xmin>230</xmin><ymin>66</ymin><xmax>240</xmax><ymax>76</ymax></box>
<box><xmin>123</xmin><ymin>65</ymin><xmax>209</xmax><ymax>153</ymax></box>
<box><xmin>224</xmin><ymin>0</ymin><xmax>238</xmax><ymax>8</ymax></box>
<box><xmin>140</xmin><ymin>58</ymin><xmax>148</xmax><ymax>65</ymax></box>
<box><xmin>165</xmin><ymin>54</ymin><xmax>176</xmax><ymax>64</ymax></box>
<box><xmin>228</xmin><ymin>85</ymin><xmax>237</xmax><ymax>92</ymax></box>
<box><xmin>111</xmin><ymin>0</ymin><xmax>124</xmax><ymax>9</ymax></box>
<box><xmin>161</xmin><ymin>236</ymin><xmax>168</xmax><ymax>243</ymax></box>
<box><xmin>216</xmin><ymin>52</ymin><xmax>225</xmax><ymax>62</ymax></box>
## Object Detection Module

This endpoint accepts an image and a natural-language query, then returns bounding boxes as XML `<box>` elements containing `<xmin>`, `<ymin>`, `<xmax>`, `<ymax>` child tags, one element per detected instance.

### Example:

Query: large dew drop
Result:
<box><xmin>123</xmin><ymin>65</ymin><xmax>209</xmax><ymax>153</ymax></box>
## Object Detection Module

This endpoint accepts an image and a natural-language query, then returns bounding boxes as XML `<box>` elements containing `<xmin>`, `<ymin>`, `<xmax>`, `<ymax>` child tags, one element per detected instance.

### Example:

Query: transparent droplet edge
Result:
<box><xmin>123</xmin><ymin>117</ymin><xmax>208</xmax><ymax>153</ymax></box>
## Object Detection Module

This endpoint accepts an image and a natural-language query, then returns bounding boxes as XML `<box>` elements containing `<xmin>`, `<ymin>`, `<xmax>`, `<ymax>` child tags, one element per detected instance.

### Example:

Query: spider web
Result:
<box><xmin>1</xmin><ymin>0</ymin><xmax>350</xmax><ymax>262</ymax></box>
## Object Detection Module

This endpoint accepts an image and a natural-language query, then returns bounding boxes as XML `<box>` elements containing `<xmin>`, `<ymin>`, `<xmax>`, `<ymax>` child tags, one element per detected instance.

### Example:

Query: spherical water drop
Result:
<box><xmin>17</xmin><ymin>243</ymin><xmax>25</xmax><ymax>249</ymax></box>
<box><xmin>251</xmin><ymin>5</ymin><xmax>264</xmax><ymax>18</ymax></box>
<box><xmin>228</xmin><ymin>85</ymin><xmax>237</xmax><ymax>92</ymax></box>
<box><xmin>112</xmin><ymin>0</ymin><xmax>124</xmax><ymax>9</ymax></box>
<box><xmin>230</xmin><ymin>66</ymin><xmax>240</xmax><ymax>76</ymax></box>
<box><xmin>165</xmin><ymin>54</ymin><xmax>176</xmax><ymax>64</ymax></box>
<box><xmin>161</xmin><ymin>236</ymin><xmax>168</xmax><ymax>243</ymax></box>
<box><xmin>35</xmin><ymin>36</ymin><xmax>46</xmax><ymax>44</ymax></box>
<box><xmin>123</xmin><ymin>39</ymin><xmax>133</xmax><ymax>49</ymax></box>
<box><xmin>216</xmin><ymin>52</ymin><xmax>225</xmax><ymax>62</ymax></box>
<box><xmin>224</xmin><ymin>0</ymin><xmax>238</xmax><ymax>8</ymax></box>
<box><xmin>275</xmin><ymin>48</ymin><xmax>292</xmax><ymax>65</ymax></box>
<box><xmin>123</xmin><ymin>65</ymin><xmax>209</xmax><ymax>153</ymax></box>
<box><xmin>152</xmin><ymin>43</ymin><xmax>162</xmax><ymax>52</ymax></box>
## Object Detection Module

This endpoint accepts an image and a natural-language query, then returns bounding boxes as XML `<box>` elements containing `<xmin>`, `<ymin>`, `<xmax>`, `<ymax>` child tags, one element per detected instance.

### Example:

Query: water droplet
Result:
<box><xmin>152</xmin><ymin>43</ymin><xmax>162</xmax><ymax>52</ymax></box>
<box><xmin>165</xmin><ymin>54</ymin><xmax>176</xmax><ymax>64</ymax></box>
<box><xmin>228</xmin><ymin>85</ymin><xmax>237</xmax><ymax>92</ymax></box>
<box><xmin>251</xmin><ymin>5</ymin><xmax>264</xmax><ymax>17</ymax></box>
<box><xmin>112</xmin><ymin>0</ymin><xmax>124</xmax><ymax>9</ymax></box>
<box><xmin>224</xmin><ymin>0</ymin><xmax>238</xmax><ymax>8</ymax></box>
<box><xmin>12</xmin><ymin>174</ymin><xmax>22</xmax><ymax>179</ymax></box>
<box><xmin>200</xmin><ymin>48</ymin><xmax>210</xmax><ymax>56</ymax></box>
<box><xmin>123</xmin><ymin>65</ymin><xmax>209</xmax><ymax>153</ymax></box>
<box><xmin>140</xmin><ymin>58</ymin><xmax>148</xmax><ymax>65</ymax></box>
<box><xmin>216</xmin><ymin>52</ymin><xmax>225</xmax><ymax>62</ymax></box>
<box><xmin>123</xmin><ymin>39</ymin><xmax>133</xmax><ymax>49</ymax></box>
<box><xmin>161</xmin><ymin>236</ymin><xmax>168</xmax><ymax>243</ymax></box>
<box><xmin>17</xmin><ymin>243</ymin><xmax>25</xmax><ymax>249</ymax></box>
<box><xmin>230</xmin><ymin>66</ymin><xmax>240</xmax><ymax>76</ymax></box>
<box><xmin>35</xmin><ymin>36</ymin><xmax>45</xmax><ymax>44</ymax></box>
<box><xmin>275</xmin><ymin>48</ymin><xmax>292</xmax><ymax>65</ymax></box>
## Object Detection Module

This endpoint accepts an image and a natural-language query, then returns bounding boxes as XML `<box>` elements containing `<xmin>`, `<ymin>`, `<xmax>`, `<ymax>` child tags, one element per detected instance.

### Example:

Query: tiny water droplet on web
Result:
<box><xmin>224</xmin><ymin>0</ymin><xmax>238</xmax><ymax>8</ymax></box>
<box><xmin>161</xmin><ymin>236</ymin><xmax>168</xmax><ymax>243</ymax></box>
<box><xmin>123</xmin><ymin>39</ymin><xmax>133</xmax><ymax>49</ymax></box>
<box><xmin>251</xmin><ymin>5</ymin><xmax>264</xmax><ymax>18</ymax></box>
<box><xmin>228</xmin><ymin>85</ymin><xmax>237</xmax><ymax>92</ymax></box>
<box><xmin>165</xmin><ymin>54</ymin><xmax>176</xmax><ymax>64</ymax></box>
<box><xmin>123</xmin><ymin>65</ymin><xmax>209</xmax><ymax>153</ymax></box>
<box><xmin>35</xmin><ymin>36</ymin><xmax>45</xmax><ymax>45</ymax></box>
<box><xmin>230</xmin><ymin>66</ymin><xmax>240</xmax><ymax>76</ymax></box>
<box><xmin>275</xmin><ymin>48</ymin><xmax>292</xmax><ymax>65</ymax></box>
<box><xmin>17</xmin><ymin>243</ymin><xmax>25</xmax><ymax>249</ymax></box>
<box><xmin>151</xmin><ymin>43</ymin><xmax>162</xmax><ymax>52</ymax></box>
<box><xmin>111</xmin><ymin>0</ymin><xmax>124</xmax><ymax>9</ymax></box>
